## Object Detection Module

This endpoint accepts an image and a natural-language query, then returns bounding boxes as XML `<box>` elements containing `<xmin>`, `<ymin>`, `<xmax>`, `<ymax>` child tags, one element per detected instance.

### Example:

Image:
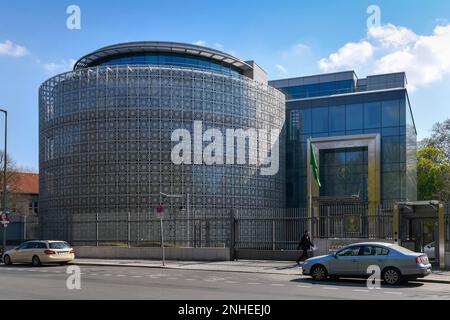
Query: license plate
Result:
<box><xmin>58</xmin><ymin>251</ymin><xmax>68</xmax><ymax>255</ymax></box>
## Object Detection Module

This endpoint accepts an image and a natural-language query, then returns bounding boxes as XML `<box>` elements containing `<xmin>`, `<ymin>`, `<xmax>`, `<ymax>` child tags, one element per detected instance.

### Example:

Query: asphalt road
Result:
<box><xmin>0</xmin><ymin>264</ymin><xmax>449</xmax><ymax>300</ymax></box>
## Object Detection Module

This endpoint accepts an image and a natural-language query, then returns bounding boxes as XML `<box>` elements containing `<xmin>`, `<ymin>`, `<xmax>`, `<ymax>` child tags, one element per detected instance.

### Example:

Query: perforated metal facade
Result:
<box><xmin>39</xmin><ymin>44</ymin><xmax>285</xmax><ymax>241</ymax></box>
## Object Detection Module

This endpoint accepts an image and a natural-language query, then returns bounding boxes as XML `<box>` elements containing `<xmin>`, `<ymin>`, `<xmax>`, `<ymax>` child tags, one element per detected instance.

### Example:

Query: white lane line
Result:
<box><xmin>90</xmin><ymin>273</ymin><xmax>97</xmax><ymax>276</ymax></box>
<box><xmin>352</xmin><ymin>289</ymin><xmax>370</xmax><ymax>293</ymax></box>
<box><xmin>116</xmin><ymin>274</ymin><xmax>126</xmax><ymax>277</ymax></box>
<box><xmin>167</xmin><ymin>277</ymin><xmax>178</xmax><ymax>280</ymax></box>
<box><xmin>270</xmin><ymin>284</ymin><xmax>285</xmax><ymax>287</ymax></box>
<box><xmin>384</xmin><ymin>291</ymin><xmax>403</xmax><ymax>295</ymax></box>
<box><xmin>103</xmin><ymin>274</ymin><xmax>112</xmax><ymax>277</ymax></box>
<box><xmin>248</xmin><ymin>282</ymin><xmax>261</xmax><ymax>285</ymax></box>
<box><xmin>296</xmin><ymin>285</ymin><xmax>312</xmax><ymax>288</ymax></box>
<box><xmin>185</xmin><ymin>278</ymin><xmax>196</xmax><ymax>281</ymax></box>
<box><xmin>323</xmin><ymin>287</ymin><xmax>340</xmax><ymax>290</ymax></box>
<box><xmin>132</xmin><ymin>275</ymin><xmax>142</xmax><ymax>278</ymax></box>
<box><xmin>224</xmin><ymin>281</ymin><xmax>238</xmax><ymax>284</ymax></box>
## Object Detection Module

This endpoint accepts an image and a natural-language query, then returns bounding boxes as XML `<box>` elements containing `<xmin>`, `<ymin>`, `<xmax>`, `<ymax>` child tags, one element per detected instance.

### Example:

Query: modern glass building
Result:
<box><xmin>269</xmin><ymin>71</ymin><xmax>417</xmax><ymax>208</ymax></box>
<box><xmin>39</xmin><ymin>42</ymin><xmax>286</xmax><ymax>240</ymax></box>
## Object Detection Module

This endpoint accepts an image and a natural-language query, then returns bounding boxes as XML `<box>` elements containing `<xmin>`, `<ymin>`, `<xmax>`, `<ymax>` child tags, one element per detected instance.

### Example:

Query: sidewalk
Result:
<box><xmin>74</xmin><ymin>258</ymin><xmax>450</xmax><ymax>284</ymax></box>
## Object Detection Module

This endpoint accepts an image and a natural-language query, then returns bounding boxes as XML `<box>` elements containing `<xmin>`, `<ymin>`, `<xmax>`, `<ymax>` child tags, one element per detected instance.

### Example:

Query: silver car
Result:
<box><xmin>302</xmin><ymin>242</ymin><xmax>431</xmax><ymax>285</ymax></box>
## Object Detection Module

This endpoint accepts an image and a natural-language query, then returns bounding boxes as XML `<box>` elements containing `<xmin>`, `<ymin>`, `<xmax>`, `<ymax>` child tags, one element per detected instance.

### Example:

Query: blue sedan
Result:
<box><xmin>302</xmin><ymin>242</ymin><xmax>431</xmax><ymax>285</ymax></box>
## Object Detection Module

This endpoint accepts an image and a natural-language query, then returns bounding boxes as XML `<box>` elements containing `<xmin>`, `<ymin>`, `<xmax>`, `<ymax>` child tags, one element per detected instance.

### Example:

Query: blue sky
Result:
<box><xmin>1</xmin><ymin>0</ymin><xmax>449</xmax><ymax>171</ymax></box>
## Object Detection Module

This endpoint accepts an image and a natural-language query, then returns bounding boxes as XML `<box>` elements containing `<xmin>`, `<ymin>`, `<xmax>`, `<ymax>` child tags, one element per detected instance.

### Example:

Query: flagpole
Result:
<box><xmin>309</xmin><ymin>137</ymin><xmax>312</xmax><ymax>234</ymax></box>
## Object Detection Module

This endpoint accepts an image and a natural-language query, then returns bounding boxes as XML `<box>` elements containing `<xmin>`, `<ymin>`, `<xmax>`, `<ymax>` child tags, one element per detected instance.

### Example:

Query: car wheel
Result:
<box><xmin>311</xmin><ymin>265</ymin><xmax>328</xmax><ymax>281</ymax></box>
<box><xmin>382</xmin><ymin>267</ymin><xmax>402</xmax><ymax>285</ymax></box>
<box><xmin>3</xmin><ymin>255</ymin><xmax>12</xmax><ymax>265</ymax></box>
<box><xmin>32</xmin><ymin>255</ymin><xmax>41</xmax><ymax>267</ymax></box>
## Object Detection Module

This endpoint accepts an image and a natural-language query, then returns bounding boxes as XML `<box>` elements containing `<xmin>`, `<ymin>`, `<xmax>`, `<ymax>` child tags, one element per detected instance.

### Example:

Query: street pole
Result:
<box><xmin>0</xmin><ymin>109</ymin><xmax>7</xmax><ymax>250</ymax></box>
<box><xmin>186</xmin><ymin>193</ymin><xmax>190</xmax><ymax>247</ymax></box>
<box><xmin>159</xmin><ymin>192</ymin><xmax>165</xmax><ymax>266</ymax></box>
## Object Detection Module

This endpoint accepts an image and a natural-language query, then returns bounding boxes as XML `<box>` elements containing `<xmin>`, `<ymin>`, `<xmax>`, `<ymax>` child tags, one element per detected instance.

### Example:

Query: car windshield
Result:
<box><xmin>48</xmin><ymin>242</ymin><xmax>71</xmax><ymax>249</ymax></box>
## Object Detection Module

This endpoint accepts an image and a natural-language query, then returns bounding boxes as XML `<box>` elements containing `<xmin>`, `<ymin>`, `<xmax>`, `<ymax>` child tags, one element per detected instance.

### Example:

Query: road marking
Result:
<box><xmin>247</xmin><ymin>282</ymin><xmax>261</xmax><ymax>285</ymax></box>
<box><xmin>224</xmin><ymin>281</ymin><xmax>237</xmax><ymax>284</ymax></box>
<box><xmin>116</xmin><ymin>274</ymin><xmax>126</xmax><ymax>277</ymax></box>
<box><xmin>383</xmin><ymin>291</ymin><xmax>403</xmax><ymax>295</ymax></box>
<box><xmin>352</xmin><ymin>289</ymin><xmax>370</xmax><ymax>293</ymax></box>
<box><xmin>103</xmin><ymin>274</ymin><xmax>112</xmax><ymax>277</ymax></box>
<box><xmin>296</xmin><ymin>285</ymin><xmax>312</xmax><ymax>288</ymax></box>
<box><xmin>185</xmin><ymin>278</ymin><xmax>196</xmax><ymax>281</ymax></box>
<box><xmin>270</xmin><ymin>284</ymin><xmax>285</xmax><ymax>287</ymax></box>
<box><xmin>132</xmin><ymin>275</ymin><xmax>142</xmax><ymax>278</ymax></box>
<box><xmin>167</xmin><ymin>277</ymin><xmax>178</xmax><ymax>280</ymax></box>
<box><xmin>323</xmin><ymin>287</ymin><xmax>339</xmax><ymax>290</ymax></box>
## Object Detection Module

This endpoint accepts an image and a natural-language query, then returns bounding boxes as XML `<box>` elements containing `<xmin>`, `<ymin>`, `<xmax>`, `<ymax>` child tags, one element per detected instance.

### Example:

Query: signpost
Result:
<box><xmin>155</xmin><ymin>204</ymin><xmax>165</xmax><ymax>266</ymax></box>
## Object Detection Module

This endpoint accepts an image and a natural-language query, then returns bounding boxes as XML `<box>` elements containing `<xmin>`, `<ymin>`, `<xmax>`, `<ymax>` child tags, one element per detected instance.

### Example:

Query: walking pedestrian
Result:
<box><xmin>296</xmin><ymin>230</ymin><xmax>314</xmax><ymax>264</ymax></box>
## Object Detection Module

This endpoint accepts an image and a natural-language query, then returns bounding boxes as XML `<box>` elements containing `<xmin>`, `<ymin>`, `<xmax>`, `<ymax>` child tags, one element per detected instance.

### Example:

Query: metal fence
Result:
<box><xmin>13</xmin><ymin>203</ymin><xmax>450</xmax><ymax>250</ymax></box>
<box><xmin>446</xmin><ymin>203</ymin><xmax>450</xmax><ymax>252</ymax></box>
<box><xmin>234</xmin><ymin>205</ymin><xmax>394</xmax><ymax>250</ymax></box>
<box><xmin>24</xmin><ymin>205</ymin><xmax>394</xmax><ymax>249</ymax></box>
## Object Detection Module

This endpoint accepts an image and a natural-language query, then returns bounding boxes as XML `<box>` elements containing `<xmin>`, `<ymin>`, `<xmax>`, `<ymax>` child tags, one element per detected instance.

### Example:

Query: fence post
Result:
<box><xmin>327</xmin><ymin>207</ymin><xmax>330</xmax><ymax>239</ymax></box>
<box><xmin>127</xmin><ymin>211</ymin><xmax>131</xmax><ymax>248</ymax></box>
<box><xmin>23</xmin><ymin>214</ymin><xmax>27</xmax><ymax>241</ymax></box>
<box><xmin>96</xmin><ymin>212</ymin><xmax>99</xmax><ymax>247</ymax></box>
<box><xmin>272</xmin><ymin>220</ymin><xmax>276</xmax><ymax>251</ymax></box>
<box><xmin>230</xmin><ymin>210</ymin><xmax>236</xmax><ymax>261</ymax></box>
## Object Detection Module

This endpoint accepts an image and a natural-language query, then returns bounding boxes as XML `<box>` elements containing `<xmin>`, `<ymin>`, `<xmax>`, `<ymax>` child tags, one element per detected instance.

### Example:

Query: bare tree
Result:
<box><xmin>0</xmin><ymin>151</ymin><xmax>27</xmax><ymax>216</ymax></box>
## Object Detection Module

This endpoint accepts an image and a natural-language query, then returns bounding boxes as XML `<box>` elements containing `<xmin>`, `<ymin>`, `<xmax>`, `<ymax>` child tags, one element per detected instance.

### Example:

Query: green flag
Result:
<box><xmin>310</xmin><ymin>142</ymin><xmax>321</xmax><ymax>188</ymax></box>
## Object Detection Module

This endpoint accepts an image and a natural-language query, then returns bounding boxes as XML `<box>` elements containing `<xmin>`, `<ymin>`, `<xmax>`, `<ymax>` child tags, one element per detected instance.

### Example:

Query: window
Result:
<box><xmin>312</xmin><ymin>107</ymin><xmax>329</xmax><ymax>133</ymax></box>
<box><xmin>374</xmin><ymin>247</ymin><xmax>389</xmax><ymax>255</ymax></box>
<box><xmin>329</xmin><ymin>106</ymin><xmax>345</xmax><ymax>131</ymax></box>
<box><xmin>361</xmin><ymin>246</ymin><xmax>375</xmax><ymax>255</ymax></box>
<box><xmin>382</xmin><ymin>100</ymin><xmax>400</xmax><ymax>127</ymax></box>
<box><xmin>337</xmin><ymin>246</ymin><xmax>361</xmax><ymax>256</ymax></box>
<box><xmin>49</xmin><ymin>242</ymin><xmax>71</xmax><ymax>249</ymax></box>
<box><xmin>346</xmin><ymin>104</ymin><xmax>363</xmax><ymax>130</ymax></box>
<box><xmin>364</xmin><ymin>102</ymin><xmax>381</xmax><ymax>129</ymax></box>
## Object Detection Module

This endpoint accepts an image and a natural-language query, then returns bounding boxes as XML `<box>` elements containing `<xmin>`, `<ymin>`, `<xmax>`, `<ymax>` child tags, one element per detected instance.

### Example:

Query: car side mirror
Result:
<box><xmin>333</xmin><ymin>253</ymin><xmax>338</xmax><ymax>259</ymax></box>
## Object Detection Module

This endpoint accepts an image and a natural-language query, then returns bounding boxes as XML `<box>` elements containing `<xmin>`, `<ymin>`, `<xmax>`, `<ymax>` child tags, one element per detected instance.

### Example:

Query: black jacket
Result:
<box><xmin>297</xmin><ymin>235</ymin><xmax>313</xmax><ymax>251</ymax></box>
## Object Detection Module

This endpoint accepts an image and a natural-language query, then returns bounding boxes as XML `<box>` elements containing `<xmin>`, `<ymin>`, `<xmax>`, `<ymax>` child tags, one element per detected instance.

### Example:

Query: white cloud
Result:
<box><xmin>281</xmin><ymin>43</ymin><xmax>310</xmax><ymax>60</ymax></box>
<box><xmin>42</xmin><ymin>59</ymin><xmax>76</xmax><ymax>75</ymax></box>
<box><xmin>319</xmin><ymin>41</ymin><xmax>374</xmax><ymax>72</ymax></box>
<box><xmin>318</xmin><ymin>23</ymin><xmax>450</xmax><ymax>91</ymax></box>
<box><xmin>275</xmin><ymin>64</ymin><xmax>288</xmax><ymax>75</ymax></box>
<box><xmin>193</xmin><ymin>40</ymin><xmax>206</xmax><ymax>46</ymax></box>
<box><xmin>368</xmin><ymin>24</ymin><xmax>418</xmax><ymax>48</ymax></box>
<box><xmin>0</xmin><ymin>40</ymin><xmax>29</xmax><ymax>57</ymax></box>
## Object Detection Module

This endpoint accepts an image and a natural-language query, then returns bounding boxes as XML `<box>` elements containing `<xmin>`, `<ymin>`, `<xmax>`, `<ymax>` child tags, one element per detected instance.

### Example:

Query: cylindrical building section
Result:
<box><xmin>38</xmin><ymin>42</ymin><xmax>285</xmax><ymax>243</ymax></box>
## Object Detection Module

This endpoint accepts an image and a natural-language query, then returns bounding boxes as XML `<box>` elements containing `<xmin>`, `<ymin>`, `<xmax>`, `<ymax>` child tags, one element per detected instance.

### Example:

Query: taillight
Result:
<box><xmin>69</xmin><ymin>249</ymin><xmax>75</xmax><ymax>254</ymax></box>
<box><xmin>44</xmin><ymin>250</ymin><xmax>56</xmax><ymax>255</ymax></box>
<box><xmin>416</xmin><ymin>256</ymin><xmax>428</xmax><ymax>264</ymax></box>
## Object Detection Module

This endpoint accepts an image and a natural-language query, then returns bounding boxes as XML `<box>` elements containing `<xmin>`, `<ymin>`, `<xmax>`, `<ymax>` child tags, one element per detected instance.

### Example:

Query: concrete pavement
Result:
<box><xmin>73</xmin><ymin>258</ymin><xmax>450</xmax><ymax>284</ymax></box>
<box><xmin>1</xmin><ymin>264</ymin><xmax>450</xmax><ymax>300</ymax></box>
